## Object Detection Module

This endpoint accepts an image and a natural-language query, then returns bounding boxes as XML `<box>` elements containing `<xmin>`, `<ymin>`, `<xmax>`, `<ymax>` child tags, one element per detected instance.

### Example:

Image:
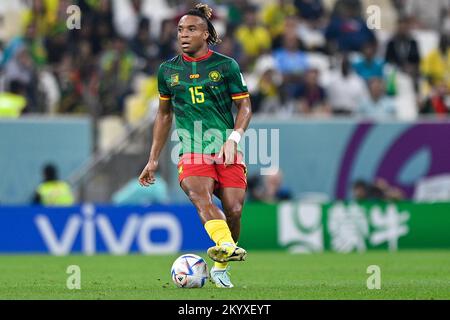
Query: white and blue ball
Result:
<box><xmin>171</xmin><ymin>254</ymin><xmax>209</xmax><ymax>288</ymax></box>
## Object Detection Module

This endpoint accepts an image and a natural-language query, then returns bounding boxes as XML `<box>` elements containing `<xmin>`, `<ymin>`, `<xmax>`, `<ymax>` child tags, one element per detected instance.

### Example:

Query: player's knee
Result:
<box><xmin>187</xmin><ymin>190</ymin><xmax>212</xmax><ymax>208</ymax></box>
<box><xmin>227</xmin><ymin>203</ymin><xmax>243</xmax><ymax>220</ymax></box>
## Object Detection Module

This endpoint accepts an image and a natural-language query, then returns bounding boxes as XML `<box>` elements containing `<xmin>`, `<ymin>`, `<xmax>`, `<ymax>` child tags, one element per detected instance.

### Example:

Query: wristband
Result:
<box><xmin>228</xmin><ymin>130</ymin><xmax>241</xmax><ymax>144</ymax></box>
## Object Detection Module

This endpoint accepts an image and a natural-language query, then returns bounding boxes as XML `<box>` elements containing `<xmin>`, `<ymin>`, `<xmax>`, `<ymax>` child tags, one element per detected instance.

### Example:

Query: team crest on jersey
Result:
<box><xmin>208</xmin><ymin>70</ymin><xmax>221</xmax><ymax>82</ymax></box>
<box><xmin>170</xmin><ymin>73</ymin><xmax>179</xmax><ymax>86</ymax></box>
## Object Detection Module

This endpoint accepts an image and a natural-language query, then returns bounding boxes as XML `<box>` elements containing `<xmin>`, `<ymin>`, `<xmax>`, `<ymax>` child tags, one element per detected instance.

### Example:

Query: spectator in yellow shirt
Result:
<box><xmin>0</xmin><ymin>81</ymin><xmax>27</xmax><ymax>118</ymax></box>
<box><xmin>261</xmin><ymin>0</ymin><xmax>298</xmax><ymax>38</ymax></box>
<box><xmin>421</xmin><ymin>33</ymin><xmax>450</xmax><ymax>90</ymax></box>
<box><xmin>235</xmin><ymin>5</ymin><xmax>272</xmax><ymax>69</ymax></box>
<box><xmin>33</xmin><ymin>163</ymin><xmax>75</xmax><ymax>206</ymax></box>
<box><xmin>21</xmin><ymin>0</ymin><xmax>59</xmax><ymax>37</ymax></box>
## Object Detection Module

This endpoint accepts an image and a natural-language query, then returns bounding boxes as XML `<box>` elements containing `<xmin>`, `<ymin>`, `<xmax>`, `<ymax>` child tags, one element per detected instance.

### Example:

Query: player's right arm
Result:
<box><xmin>139</xmin><ymin>64</ymin><xmax>173</xmax><ymax>186</ymax></box>
<box><xmin>139</xmin><ymin>97</ymin><xmax>173</xmax><ymax>186</ymax></box>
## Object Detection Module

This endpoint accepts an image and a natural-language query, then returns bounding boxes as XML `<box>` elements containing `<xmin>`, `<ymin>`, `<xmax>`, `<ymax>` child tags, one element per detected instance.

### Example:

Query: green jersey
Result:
<box><xmin>158</xmin><ymin>50</ymin><xmax>249</xmax><ymax>155</ymax></box>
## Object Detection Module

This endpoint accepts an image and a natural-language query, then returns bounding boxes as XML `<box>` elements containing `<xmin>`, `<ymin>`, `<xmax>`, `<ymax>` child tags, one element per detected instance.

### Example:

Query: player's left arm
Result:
<box><xmin>220</xmin><ymin>97</ymin><xmax>252</xmax><ymax>166</ymax></box>
<box><xmin>233</xmin><ymin>97</ymin><xmax>252</xmax><ymax>136</ymax></box>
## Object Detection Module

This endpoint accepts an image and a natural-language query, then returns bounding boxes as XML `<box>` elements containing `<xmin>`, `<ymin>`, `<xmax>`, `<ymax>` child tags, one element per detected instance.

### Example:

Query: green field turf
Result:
<box><xmin>0</xmin><ymin>251</ymin><xmax>449</xmax><ymax>300</ymax></box>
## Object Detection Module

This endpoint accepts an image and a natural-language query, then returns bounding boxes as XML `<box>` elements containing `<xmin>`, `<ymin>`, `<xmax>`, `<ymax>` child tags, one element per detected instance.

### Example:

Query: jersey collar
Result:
<box><xmin>182</xmin><ymin>49</ymin><xmax>213</xmax><ymax>62</ymax></box>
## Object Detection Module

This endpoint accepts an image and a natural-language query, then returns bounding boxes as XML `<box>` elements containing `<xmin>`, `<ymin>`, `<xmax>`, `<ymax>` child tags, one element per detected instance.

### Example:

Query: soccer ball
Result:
<box><xmin>171</xmin><ymin>254</ymin><xmax>209</xmax><ymax>288</ymax></box>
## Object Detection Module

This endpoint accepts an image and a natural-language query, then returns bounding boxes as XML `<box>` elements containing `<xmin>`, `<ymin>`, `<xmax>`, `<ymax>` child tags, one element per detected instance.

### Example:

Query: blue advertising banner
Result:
<box><xmin>0</xmin><ymin>205</ymin><xmax>212</xmax><ymax>254</ymax></box>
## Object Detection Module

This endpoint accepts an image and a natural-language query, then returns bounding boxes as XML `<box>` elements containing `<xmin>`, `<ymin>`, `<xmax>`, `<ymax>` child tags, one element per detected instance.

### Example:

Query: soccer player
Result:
<box><xmin>138</xmin><ymin>3</ymin><xmax>252</xmax><ymax>288</ymax></box>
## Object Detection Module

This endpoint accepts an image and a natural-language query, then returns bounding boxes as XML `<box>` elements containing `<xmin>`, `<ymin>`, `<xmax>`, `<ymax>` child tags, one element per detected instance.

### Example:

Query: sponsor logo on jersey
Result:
<box><xmin>189</xmin><ymin>74</ymin><xmax>200</xmax><ymax>79</ymax></box>
<box><xmin>208</xmin><ymin>70</ymin><xmax>221</xmax><ymax>82</ymax></box>
<box><xmin>170</xmin><ymin>73</ymin><xmax>179</xmax><ymax>86</ymax></box>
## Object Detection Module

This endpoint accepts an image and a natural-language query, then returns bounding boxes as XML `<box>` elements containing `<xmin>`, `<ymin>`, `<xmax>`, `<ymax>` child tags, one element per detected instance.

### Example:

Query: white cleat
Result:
<box><xmin>210</xmin><ymin>266</ymin><xmax>234</xmax><ymax>288</ymax></box>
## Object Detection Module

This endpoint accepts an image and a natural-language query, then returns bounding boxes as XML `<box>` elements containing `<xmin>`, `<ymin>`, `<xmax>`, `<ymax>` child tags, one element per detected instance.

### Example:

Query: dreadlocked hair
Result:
<box><xmin>187</xmin><ymin>3</ymin><xmax>222</xmax><ymax>46</ymax></box>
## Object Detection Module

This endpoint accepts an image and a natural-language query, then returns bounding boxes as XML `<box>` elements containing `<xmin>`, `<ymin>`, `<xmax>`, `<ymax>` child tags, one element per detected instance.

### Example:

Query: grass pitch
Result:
<box><xmin>0</xmin><ymin>251</ymin><xmax>449</xmax><ymax>300</ymax></box>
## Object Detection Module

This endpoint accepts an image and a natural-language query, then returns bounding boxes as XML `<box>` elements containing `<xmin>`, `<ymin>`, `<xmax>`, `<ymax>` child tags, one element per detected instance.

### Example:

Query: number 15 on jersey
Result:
<box><xmin>189</xmin><ymin>86</ymin><xmax>205</xmax><ymax>104</ymax></box>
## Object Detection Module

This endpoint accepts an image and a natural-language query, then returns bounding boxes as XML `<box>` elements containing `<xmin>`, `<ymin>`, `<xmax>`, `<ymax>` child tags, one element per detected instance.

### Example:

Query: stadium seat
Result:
<box><xmin>393</xmin><ymin>70</ymin><xmax>418</xmax><ymax>120</ymax></box>
<box><xmin>98</xmin><ymin>115</ymin><xmax>127</xmax><ymax>153</ymax></box>
<box><xmin>412</xmin><ymin>30</ymin><xmax>439</xmax><ymax>58</ymax></box>
<box><xmin>414</xmin><ymin>174</ymin><xmax>450</xmax><ymax>202</ymax></box>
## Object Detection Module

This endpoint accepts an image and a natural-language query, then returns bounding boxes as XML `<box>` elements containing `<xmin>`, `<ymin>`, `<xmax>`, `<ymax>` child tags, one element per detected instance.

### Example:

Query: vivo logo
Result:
<box><xmin>34</xmin><ymin>204</ymin><xmax>182</xmax><ymax>255</ymax></box>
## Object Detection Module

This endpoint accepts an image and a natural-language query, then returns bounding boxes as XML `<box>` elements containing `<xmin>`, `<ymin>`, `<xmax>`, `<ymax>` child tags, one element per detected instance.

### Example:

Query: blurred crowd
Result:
<box><xmin>352</xmin><ymin>178</ymin><xmax>405</xmax><ymax>202</ymax></box>
<box><xmin>247</xmin><ymin>169</ymin><xmax>293</xmax><ymax>203</ymax></box>
<box><xmin>0</xmin><ymin>0</ymin><xmax>449</xmax><ymax>122</ymax></box>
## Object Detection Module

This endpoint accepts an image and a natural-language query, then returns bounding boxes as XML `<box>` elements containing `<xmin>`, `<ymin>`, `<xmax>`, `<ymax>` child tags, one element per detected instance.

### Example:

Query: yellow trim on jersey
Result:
<box><xmin>159</xmin><ymin>95</ymin><xmax>171</xmax><ymax>101</ymax></box>
<box><xmin>231</xmin><ymin>93</ymin><xmax>250</xmax><ymax>100</ymax></box>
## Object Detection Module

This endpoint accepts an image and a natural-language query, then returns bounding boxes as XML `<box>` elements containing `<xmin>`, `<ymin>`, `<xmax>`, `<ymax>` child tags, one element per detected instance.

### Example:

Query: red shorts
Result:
<box><xmin>177</xmin><ymin>153</ymin><xmax>247</xmax><ymax>189</ymax></box>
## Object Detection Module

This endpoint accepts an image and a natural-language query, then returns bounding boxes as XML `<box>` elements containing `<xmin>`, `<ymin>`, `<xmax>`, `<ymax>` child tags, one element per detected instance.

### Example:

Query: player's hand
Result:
<box><xmin>139</xmin><ymin>160</ymin><xmax>158</xmax><ymax>186</ymax></box>
<box><xmin>218</xmin><ymin>140</ymin><xmax>237</xmax><ymax>167</ymax></box>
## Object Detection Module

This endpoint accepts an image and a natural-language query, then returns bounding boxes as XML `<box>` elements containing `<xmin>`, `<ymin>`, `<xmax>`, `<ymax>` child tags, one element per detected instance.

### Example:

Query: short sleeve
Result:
<box><xmin>227</xmin><ymin>59</ymin><xmax>249</xmax><ymax>100</ymax></box>
<box><xmin>157</xmin><ymin>64</ymin><xmax>171</xmax><ymax>100</ymax></box>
